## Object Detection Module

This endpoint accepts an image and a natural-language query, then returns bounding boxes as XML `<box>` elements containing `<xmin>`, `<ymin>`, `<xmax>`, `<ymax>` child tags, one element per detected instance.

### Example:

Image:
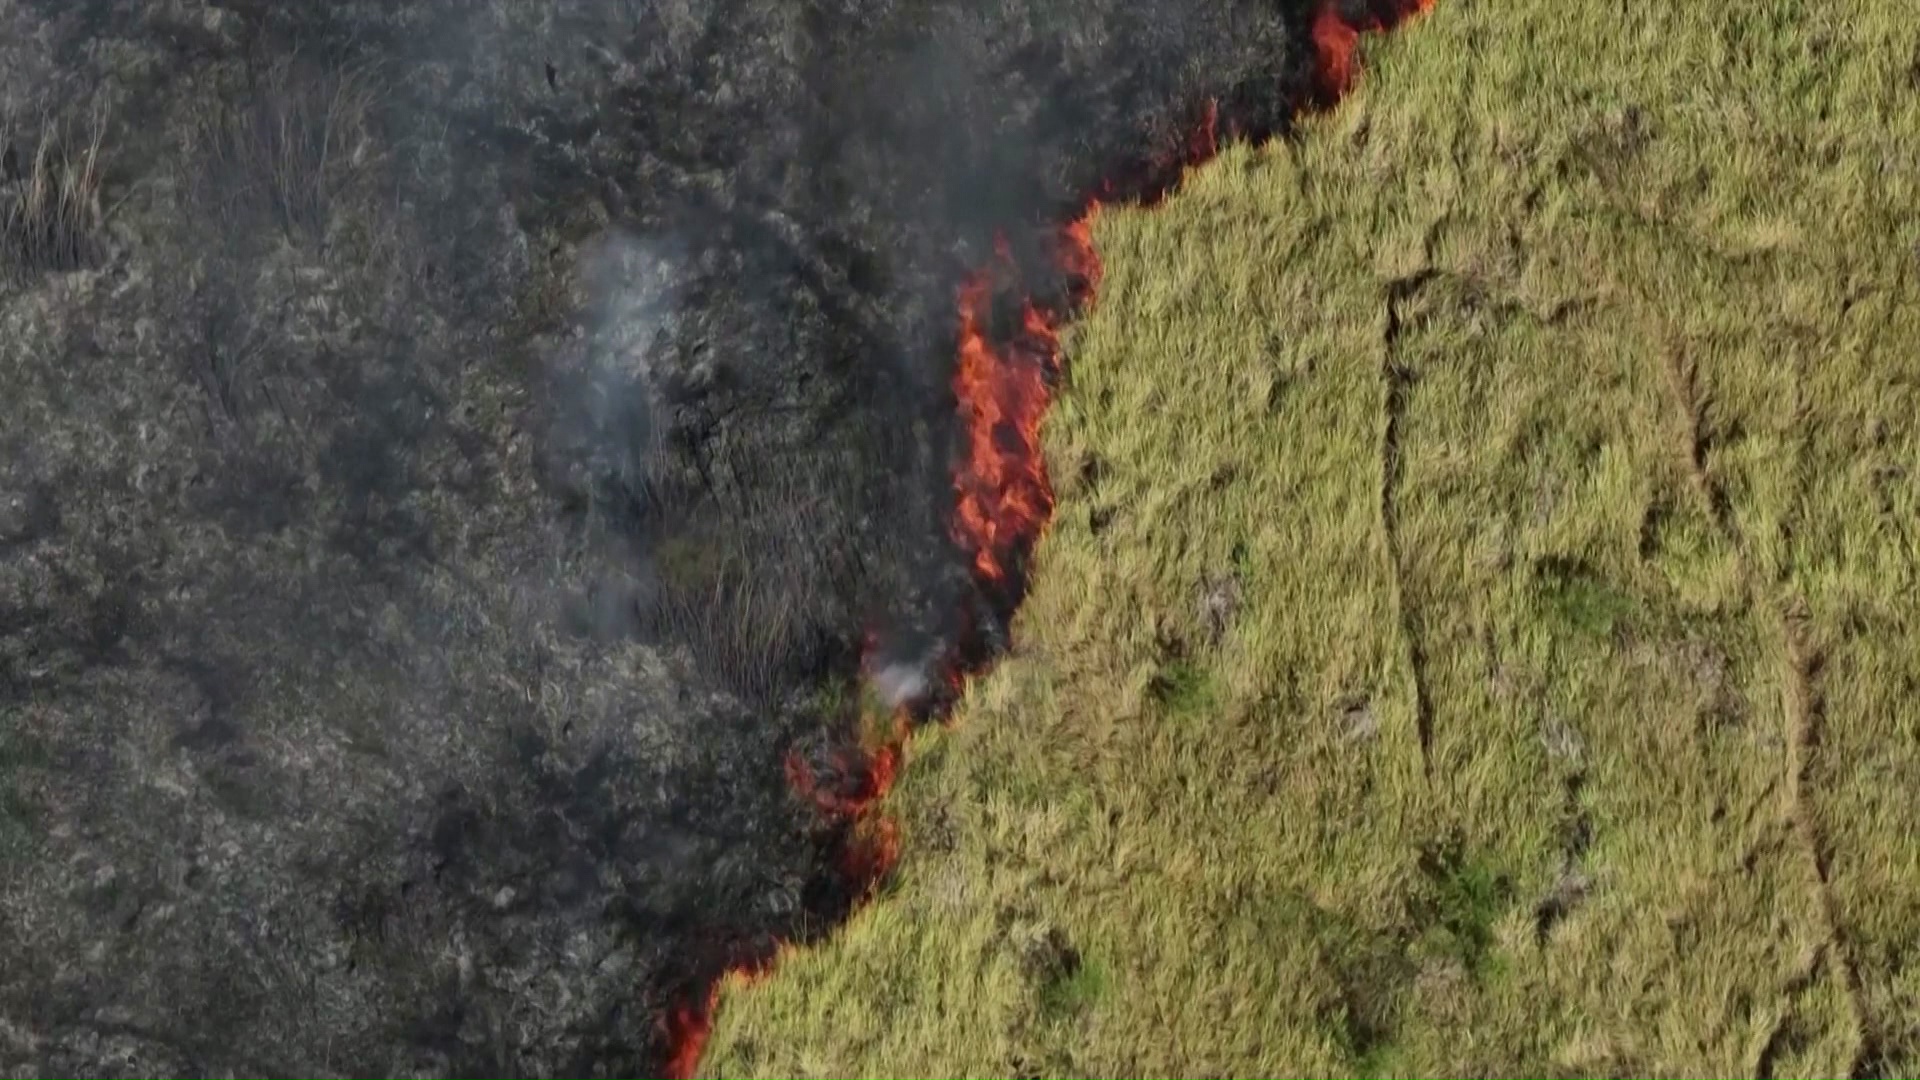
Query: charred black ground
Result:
<box><xmin>1</xmin><ymin>0</ymin><xmax>1339</xmax><ymax>1075</ymax></box>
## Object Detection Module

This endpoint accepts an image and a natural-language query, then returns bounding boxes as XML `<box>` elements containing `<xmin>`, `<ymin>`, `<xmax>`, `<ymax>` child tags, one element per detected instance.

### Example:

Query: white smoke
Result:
<box><xmin>546</xmin><ymin>228</ymin><xmax>683</xmax><ymax>503</ymax></box>
<box><xmin>870</xmin><ymin>660</ymin><xmax>931</xmax><ymax>710</ymax></box>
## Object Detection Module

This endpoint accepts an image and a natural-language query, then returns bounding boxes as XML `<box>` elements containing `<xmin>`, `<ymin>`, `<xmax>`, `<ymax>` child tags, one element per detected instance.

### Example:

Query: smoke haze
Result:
<box><xmin>0</xmin><ymin>0</ymin><xmax>1333</xmax><ymax>1075</ymax></box>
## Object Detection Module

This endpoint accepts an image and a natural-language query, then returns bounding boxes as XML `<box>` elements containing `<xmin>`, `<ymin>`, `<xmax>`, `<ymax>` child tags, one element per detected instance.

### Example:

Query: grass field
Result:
<box><xmin>704</xmin><ymin>0</ymin><xmax>1920</xmax><ymax>1074</ymax></box>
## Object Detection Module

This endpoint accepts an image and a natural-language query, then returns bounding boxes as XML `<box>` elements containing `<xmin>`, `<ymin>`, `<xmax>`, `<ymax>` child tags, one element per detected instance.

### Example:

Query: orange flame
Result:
<box><xmin>1313</xmin><ymin>0</ymin><xmax>1437</xmax><ymax>100</ymax></box>
<box><xmin>784</xmin><ymin>740</ymin><xmax>902</xmax><ymax>823</ymax></box>
<box><xmin>1059</xmin><ymin>214</ymin><xmax>1103</xmax><ymax>300</ymax></box>
<box><xmin>660</xmin><ymin>993</ymin><xmax>717</xmax><ymax>1080</ymax></box>
<box><xmin>659</xmin><ymin>942</ymin><xmax>790</xmax><ymax>1080</ymax></box>
<box><xmin>657</xmin><ymin>3</ymin><xmax>1435</xmax><ymax>1074</ymax></box>
<box><xmin>949</xmin><ymin>234</ymin><xmax>1083</xmax><ymax>587</ymax></box>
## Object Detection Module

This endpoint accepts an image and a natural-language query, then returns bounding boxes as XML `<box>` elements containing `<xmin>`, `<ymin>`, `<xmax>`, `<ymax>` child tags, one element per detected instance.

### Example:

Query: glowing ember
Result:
<box><xmin>1189</xmin><ymin>98</ymin><xmax>1222</xmax><ymax>160</ymax></box>
<box><xmin>658</xmin><ymin>3</ymin><xmax>1435</xmax><ymax>1074</ymax></box>
<box><xmin>785</xmin><ymin>740</ymin><xmax>901</xmax><ymax>823</ymax></box>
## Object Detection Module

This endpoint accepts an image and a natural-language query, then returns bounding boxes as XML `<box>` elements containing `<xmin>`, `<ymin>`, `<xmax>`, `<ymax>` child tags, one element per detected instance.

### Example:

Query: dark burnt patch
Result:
<box><xmin>0</xmin><ymin>0</ymin><xmax>1368</xmax><ymax>1074</ymax></box>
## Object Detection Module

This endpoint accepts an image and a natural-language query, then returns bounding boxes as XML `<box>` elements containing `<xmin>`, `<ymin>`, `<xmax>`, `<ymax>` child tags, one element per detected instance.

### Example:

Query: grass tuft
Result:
<box><xmin>196</xmin><ymin>54</ymin><xmax>381</xmax><ymax>246</ymax></box>
<box><xmin>1038</xmin><ymin>955</ymin><xmax>1109</xmax><ymax>1021</ymax></box>
<box><xmin>1410</xmin><ymin>835</ymin><xmax>1513</xmax><ymax>977</ymax></box>
<box><xmin>1</xmin><ymin>111</ymin><xmax>106</xmax><ymax>282</ymax></box>
<box><xmin>1532</xmin><ymin>557</ymin><xmax>1638</xmax><ymax>639</ymax></box>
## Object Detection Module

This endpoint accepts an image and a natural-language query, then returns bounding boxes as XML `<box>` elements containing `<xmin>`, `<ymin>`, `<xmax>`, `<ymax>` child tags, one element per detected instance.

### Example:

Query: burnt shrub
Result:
<box><xmin>641</xmin><ymin>466</ymin><xmax>849</xmax><ymax>707</ymax></box>
<box><xmin>194</xmin><ymin>53</ymin><xmax>381</xmax><ymax>246</ymax></box>
<box><xmin>1</xmin><ymin>112</ymin><xmax>106</xmax><ymax>282</ymax></box>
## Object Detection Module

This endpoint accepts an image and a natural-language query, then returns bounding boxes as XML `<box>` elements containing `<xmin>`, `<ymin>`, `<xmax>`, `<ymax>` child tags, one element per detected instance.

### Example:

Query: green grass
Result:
<box><xmin>705</xmin><ymin>0</ymin><xmax>1920</xmax><ymax>1074</ymax></box>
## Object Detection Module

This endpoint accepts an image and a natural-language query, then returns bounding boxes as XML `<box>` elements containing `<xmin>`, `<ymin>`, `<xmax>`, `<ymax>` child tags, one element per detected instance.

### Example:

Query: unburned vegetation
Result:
<box><xmin>705</xmin><ymin>0</ymin><xmax>1920</xmax><ymax>1074</ymax></box>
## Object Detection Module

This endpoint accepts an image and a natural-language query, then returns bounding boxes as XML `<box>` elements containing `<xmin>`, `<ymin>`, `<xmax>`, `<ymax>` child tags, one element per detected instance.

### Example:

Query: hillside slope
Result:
<box><xmin>705</xmin><ymin>0</ymin><xmax>1920</xmax><ymax>1074</ymax></box>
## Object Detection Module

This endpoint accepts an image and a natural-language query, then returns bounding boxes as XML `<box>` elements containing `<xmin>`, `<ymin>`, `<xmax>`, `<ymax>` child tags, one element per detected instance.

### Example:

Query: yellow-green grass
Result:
<box><xmin>707</xmin><ymin>0</ymin><xmax>1920</xmax><ymax>1074</ymax></box>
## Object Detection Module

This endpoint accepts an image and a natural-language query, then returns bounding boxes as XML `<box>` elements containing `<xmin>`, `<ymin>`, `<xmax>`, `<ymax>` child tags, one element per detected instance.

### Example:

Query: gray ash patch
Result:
<box><xmin>1</xmin><ymin>0</ymin><xmax>1331</xmax><ymax>1074</ymax></box>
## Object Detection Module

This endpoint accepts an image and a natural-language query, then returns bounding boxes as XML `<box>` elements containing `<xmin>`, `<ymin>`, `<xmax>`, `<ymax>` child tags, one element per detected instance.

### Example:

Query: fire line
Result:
<box><xmin>657</xmin><ymin>1</ymin><xmax>1436</xmax><ymax>1073</ymax></box>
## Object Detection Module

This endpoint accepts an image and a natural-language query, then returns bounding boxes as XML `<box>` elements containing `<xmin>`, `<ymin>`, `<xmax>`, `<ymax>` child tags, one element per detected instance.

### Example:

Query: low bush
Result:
<box><xmin>195</xmin><ymin>54</ymin><xmax>380</xmax><ymax>246</ymax></box>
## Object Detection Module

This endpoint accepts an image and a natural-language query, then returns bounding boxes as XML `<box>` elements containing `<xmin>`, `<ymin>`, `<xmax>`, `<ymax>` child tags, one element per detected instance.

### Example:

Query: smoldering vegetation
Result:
<box><xmin>0</xmin><ymin>0</ymin><xmax>1330</xmax><ymax>1075</ymax></box>
<box><xmin>527</xmin><ymin>0</ymin><xmax>1334</xmax><ymax>712</ymax></box>
<box><xmin>543</xmin><ymin>228</ymin><xmax>892</xmax><ymax>711</ymax></box>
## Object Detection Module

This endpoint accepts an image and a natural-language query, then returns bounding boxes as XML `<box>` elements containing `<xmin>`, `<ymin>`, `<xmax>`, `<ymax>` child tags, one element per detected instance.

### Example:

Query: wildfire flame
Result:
<box><xmin>657</xmin><ymin>3</ymin><xmax>1433</xmax><ymax>1074</ymax></box>
<box><xmin>951</xmin><ymin>239</ymin><xmax>1070</xmax><ymax>588</ymax></box>
<box><xmin>1313</xmin><ymin>0</ymin><xmax>1437</xmax><ymax>101</ymax></box>
<box><xmin>659</xmin><ymin>954</ymin><xmax>775</xmax><ymax>1080</ymax></box>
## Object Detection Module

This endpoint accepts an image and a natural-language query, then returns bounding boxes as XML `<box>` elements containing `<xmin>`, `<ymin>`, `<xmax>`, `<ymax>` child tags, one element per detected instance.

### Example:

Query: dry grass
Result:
<box><xmin>704</xmin><ymin>0</ymin><xmax>1920</xmax><ymax>1075</ymax></box>
<box><xmin>643</xmin><ymin>475</ymin><xmax>846</xmax><ymax>707</ymax></box>
<box><xmin>195</xmin><ymin>54</ymin><xmax>381</xmax><ymax>246</ymax></box>
<box><xmin>0</xmin><ymin>111</ymin><xmax>106</xmax><ymax>282</ymax></box>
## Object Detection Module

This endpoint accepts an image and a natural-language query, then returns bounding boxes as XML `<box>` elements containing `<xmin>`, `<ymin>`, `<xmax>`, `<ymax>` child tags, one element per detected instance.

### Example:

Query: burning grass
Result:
<box><xmin>702</xmin><ymin>0</ymin><xmax>1920</xmax><ymax>1074</ymax></box>
<box><xmin>650</xmin><ymin>3</ymin><xmax>1429</xmax><ymax>1066</ymax></box>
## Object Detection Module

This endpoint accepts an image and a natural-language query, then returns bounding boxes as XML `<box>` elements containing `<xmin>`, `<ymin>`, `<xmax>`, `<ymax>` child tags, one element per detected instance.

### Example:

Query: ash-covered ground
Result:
<box><xmin>0</xmin><ymin>0</ymin><xmax>1326</xmax><ymax>1074</ymax></box>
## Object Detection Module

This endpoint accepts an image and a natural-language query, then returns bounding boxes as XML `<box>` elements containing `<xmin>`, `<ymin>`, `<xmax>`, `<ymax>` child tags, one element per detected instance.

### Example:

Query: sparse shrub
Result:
<box><xmin>189</xmin><ymin>272</ymin><xmax>274</xmax><ymax>432</ymax></box>
<box><xmin>197</xmin><ymin>54</ymin><xmax>380</xmax><ymax>246</ymax></box>
<box><xmin>639</xmin><ymin>465</ymin><xmax>849</xmax><ymax>707</ymax></box>
<box><xmin>1412</xmin><ymin>835</ymin><xmax>1515</xmax><ymax>978</ymax></box>
<box><xmin>647</xmin><ymin>528</ymin><xmax>816</xmax><ymax>705</ymax></box>
<box><xmin>0</xmin><ymin>112</ymin><xmax>106</xmax><ymax>282</ymax></box>
<box><xmin>1148</xmin><ymin>658</ymin><xmax>1215</xmax><ymax>714</ymax></box>
<box><xmin>1533</xmin><ymin>556</ymin><xmax>1639</xmax><ymax>639</ymax></box>
<box><xmin>1038</xmin><ymin>956</ymin><xmax>1109</xmax><ymax>1020</ymax></box>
